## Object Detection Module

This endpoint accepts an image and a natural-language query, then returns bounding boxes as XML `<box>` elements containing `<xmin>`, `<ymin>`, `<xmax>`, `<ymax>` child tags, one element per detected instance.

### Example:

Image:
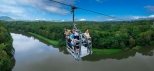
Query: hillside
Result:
<box><xmin>0</xmin><ymin>16</ymin><xmax>13</xmax><ymax>21</ymax></box>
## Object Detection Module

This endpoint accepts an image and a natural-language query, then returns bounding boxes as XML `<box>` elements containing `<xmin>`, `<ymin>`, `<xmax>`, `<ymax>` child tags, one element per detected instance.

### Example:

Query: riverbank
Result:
<box><xmin>0</xmin><ymin>21</ymin><xmax>15</xmax><ymax>71</ymax></box>
<box><xmin>93</xmin><ymin>48</ymin><xmax>122</xmax><ymax>54</ymax></box>
<box><xmin>28</xmin><ymin>32</ymin><xmax>59</xmax><ymax>46</ymax></box>
<box><xmin>28</xmin><ymin>32</ymin><xmax>122</xmax><ymax>54</ymax></box>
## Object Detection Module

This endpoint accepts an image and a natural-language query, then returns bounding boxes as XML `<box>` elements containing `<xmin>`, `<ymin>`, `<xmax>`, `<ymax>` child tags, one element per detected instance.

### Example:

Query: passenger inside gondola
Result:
<box><xmin>84</xmin><ymin>29</ymin><xmax>91</xmax><ymax>53</ymax></box>
<box><xmin>64</xmin><ymin>28</ymin><xmax>72</xmax><ymax>49</ymax></box>
<box><xmin>70</xmin><ymin>30</ymin><xmax>75</xmax><ymax>50</ymax></box>
<box><xmin>73</xmin><ymin>29</ymin><xmax>79</xmax><ymax>40</ymax></box>
<box><xmin>64</xmin><ymin>28</ymin><xmax>71</xmax><ymax>38</ymax></box>
<box><xmin>84</xmin><ymin>29</ymin><xmax>91</xmax><ymax>39</ymax></box>
<box><xmin>73</xmin><ymin>29</ymin><xmax>80</xmax><ymax>52</ymax></box>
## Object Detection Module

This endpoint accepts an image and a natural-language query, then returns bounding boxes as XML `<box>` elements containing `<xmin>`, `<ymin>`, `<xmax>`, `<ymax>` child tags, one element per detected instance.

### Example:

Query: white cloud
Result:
<box><xmin>62</xmin><ymin>20</ymin><xmax>65</xmax><ymax>22</ymax></box>
<box><xmin>149</xmin><ymin>15</ymin><xmax>154</xmax><ymax>18</ymax></box>
<box><xmin>96</xmin><ymin>0</ymin><xmax>105</xmax><ymax>3</ymax></box>
<box><xmin>96</xmin><ymin>0</ymin><xmax>102</xmax><ymax>2</ymax></box>
<box><xmin>124</xmin><ymin>15</ymin><xmax>154</xmax><ymax>20</ymax></box>
<box><xmin>0</xmin><ymin>5</ymin><xmax>23</xmax><ymax>14</ymax></box>
<box><xmin>44</xmin><ymin>6</ymin><xmax>69</xmax><ymax>14</ymax></box>
<box><xmin>0</xmin><ymin>0</ymin><xmax>75</xmax><ymax>20</ymax></box>
<box><xmin>0</xmin><ymin>2</ymin><xmax>27</xmax><ymax>20</ymax></box>
<box><xmin>79</xmin><ymin>18</ymin><xmax>86</xmax><ymax>21</ymax></box>
<box><xmin>129</xmin><ymin>15</ymin><xmax>154</xmax><ymax>20</ymax></box>
<box><xmin>96</xmin><ymin>14</ymin><xmax>154</xmax><ymax>21</ymax></box>
<box><xmin>144</xmin><ymin>5</ymin><xmax>154</xmax><ymax>12</ymax></box>
<box><xmin>106</xmin><ymin>19</ymin><xmax>113</xmax><ymax>21</ymax></box>
<box><xmin>15</xmin><ymin>0</ymin><xmax>75</xmax><ymax>15</ymax></box>
<box><xmin>130</xmin><ymin>16</ymin><xmax>147</xmax><ymax>19</ymax></box>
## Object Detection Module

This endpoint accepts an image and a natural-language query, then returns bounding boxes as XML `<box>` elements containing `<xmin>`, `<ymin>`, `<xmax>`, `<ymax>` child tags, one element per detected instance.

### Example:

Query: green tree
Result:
<box><xmin>129</xmin><ymin>36</ymin><xmax>135</xmax><ymax>48</ymax></box>
<box><xmin>120</xmin><ymin>42</ymin><xmax>126</xmax><ymax>49</ymax></box>
<box><xmin>4</xmin><ymin>20</ymin><xmax>154</xmax><ymax>49</ymax></box>
<box><xmin>0</xmin><ymin>21</ymin><xmax>14</xmax><ymax>71</ymax></box>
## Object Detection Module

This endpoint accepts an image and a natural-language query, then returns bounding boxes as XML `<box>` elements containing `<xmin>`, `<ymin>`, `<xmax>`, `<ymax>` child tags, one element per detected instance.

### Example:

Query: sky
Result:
<box><xmin>0</xmin><ymin>0</ymin><xmax>154</xmax><ymax>21</ymax></box>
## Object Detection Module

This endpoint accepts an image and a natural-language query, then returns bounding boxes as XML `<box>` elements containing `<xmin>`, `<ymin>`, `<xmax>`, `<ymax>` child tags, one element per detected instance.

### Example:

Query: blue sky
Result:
<box><xmin>0</xmin><ymin>0</ymin><xmax>154</xmax><ymax>21</ymax></box>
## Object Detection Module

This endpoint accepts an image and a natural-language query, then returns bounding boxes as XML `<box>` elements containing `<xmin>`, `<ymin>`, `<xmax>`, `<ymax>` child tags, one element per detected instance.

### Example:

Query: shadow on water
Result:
<box><xmin>11</xmin><ymin>31</ymin><xmax>154</xmax><ymax>62</ymax></box>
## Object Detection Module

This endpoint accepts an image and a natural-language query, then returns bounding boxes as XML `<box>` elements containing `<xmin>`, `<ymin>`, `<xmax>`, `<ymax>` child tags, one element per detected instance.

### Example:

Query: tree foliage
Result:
<box><xmin>4</xmin><ymin>20</ymin><xmax>154</xmax><ymax>49</ymax></box>
<box><xmin>0</xmin><ymin>21</ymin><xmax>14</xmax><ymax>71</ymax></box>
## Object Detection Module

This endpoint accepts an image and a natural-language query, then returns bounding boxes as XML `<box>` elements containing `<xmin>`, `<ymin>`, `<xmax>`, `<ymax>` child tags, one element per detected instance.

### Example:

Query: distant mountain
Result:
<box><xmin>0</xmin><ymin>16</ymin><xmax>13</xmax><ymax>21</ymax></box>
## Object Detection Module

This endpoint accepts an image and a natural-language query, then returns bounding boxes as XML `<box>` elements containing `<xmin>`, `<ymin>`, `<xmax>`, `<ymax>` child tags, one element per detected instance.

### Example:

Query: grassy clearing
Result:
<box><xmin>62</xmin><ymin>46</ymin><xmax>66</xmax><ymax>48</ymax></box>
<box><xmin>92</xmin><ymin>48</ymin><xmax>122</xmax><ymax>54</ymax></box>
<box><xmin>28</xmin><ymin>32</ymin><xmax>58</xmax><ymax>46</ymax></box>
<box><xmin>132</xmin><ymin>46</ymin><xmax>142</xmax><ymax>50</ymax></box>
<box><xmin>29</xmin><ymin>32</ymin><xmax>122</xmax><ymax>54</ymax></box>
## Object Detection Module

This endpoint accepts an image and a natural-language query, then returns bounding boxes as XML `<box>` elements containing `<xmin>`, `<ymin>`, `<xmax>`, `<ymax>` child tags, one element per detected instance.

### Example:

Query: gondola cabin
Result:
<box><xmin>66</xmin><ymin>28</ymin><xmax>92</xmax><ymax>60</ymax></box>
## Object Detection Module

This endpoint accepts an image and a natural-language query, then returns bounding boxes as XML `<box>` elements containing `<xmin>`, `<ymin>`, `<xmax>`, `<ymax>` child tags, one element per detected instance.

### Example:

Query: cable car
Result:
<box><xmin>66</xmin><ymin>6</ymin><xmax>92</xmax><ymax>60</ymax></box>
<box><xmin>50</xmin><ymin>0</ymin><xmax>125</xmax><ymax>60</ymax></box>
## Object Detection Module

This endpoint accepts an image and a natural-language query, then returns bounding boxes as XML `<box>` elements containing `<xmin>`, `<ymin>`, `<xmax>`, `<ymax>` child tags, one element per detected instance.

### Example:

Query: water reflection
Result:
<box><xmin>11</xmin><ymin>31</ymin><xmax>69</xmax><ymax>54</ymax></box>
<box><xmin>82</xmin><ymin>44</ymin><xmax>154</xmax><ymax>61</ymax></box>
<box><xmin>11</xmin><ymin>31</ymin><xmax>154</xmax><ymax>61</ymax></box>
<box><xmin>11</xmin><ymin>33</ymin><xmax>75</xmax><ymax>71</ymax></box>
<box><xmin>11</xmin><ymin>31</ymin><xmax>154</xmax><ymax>71</ymax></box>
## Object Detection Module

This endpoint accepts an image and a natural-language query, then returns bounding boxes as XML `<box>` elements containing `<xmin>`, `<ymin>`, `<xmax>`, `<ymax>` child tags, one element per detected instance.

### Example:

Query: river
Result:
<box><xmin>11</xmin><ymin>32</ymin><xmax>154</xmax><ymax>71</ymax></box>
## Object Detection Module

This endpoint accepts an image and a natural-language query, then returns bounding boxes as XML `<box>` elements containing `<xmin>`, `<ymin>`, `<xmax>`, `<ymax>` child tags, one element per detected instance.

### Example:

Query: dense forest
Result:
<box><xmin>4</xmin><ymin>20</ymin><xmax>154</xmax><ymax>50</ymax></box>
<box><xmin>0</xmin><ymin>21</ymin><xmax>14</xmax><ymax>71</ymax></box>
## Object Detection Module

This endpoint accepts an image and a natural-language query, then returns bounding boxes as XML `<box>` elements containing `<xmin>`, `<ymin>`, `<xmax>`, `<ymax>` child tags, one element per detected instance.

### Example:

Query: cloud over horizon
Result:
<box><xmin>79</xmin><ymin>18</ymin><xmax>86</xmax><ymax>21</ymax></box>
<box><xmin>128</xmin><ymin>14</ymin><xmax>154</xmax><ymax>20</ymax></box>
<box><xmin>0</xmin><ymin>0</ymin><xmax>154</xmax><ymax>21</ymax></box>
<box><xmin>15</xmin><ymin>0</ymin><xmax>75</xmax><ymax>15</ymax></box>
<box><xmin>0</xmin><ymin>0</ymin><xmax>75</xmax><ymax>20</ymax></box>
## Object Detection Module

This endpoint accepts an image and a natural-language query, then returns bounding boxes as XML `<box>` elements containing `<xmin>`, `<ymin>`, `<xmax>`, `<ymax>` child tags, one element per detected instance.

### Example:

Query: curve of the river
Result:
<box><xmin>11</xmin><ymin>32</ymin><xmax>154</xmax><ymax>71</ymax></box>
